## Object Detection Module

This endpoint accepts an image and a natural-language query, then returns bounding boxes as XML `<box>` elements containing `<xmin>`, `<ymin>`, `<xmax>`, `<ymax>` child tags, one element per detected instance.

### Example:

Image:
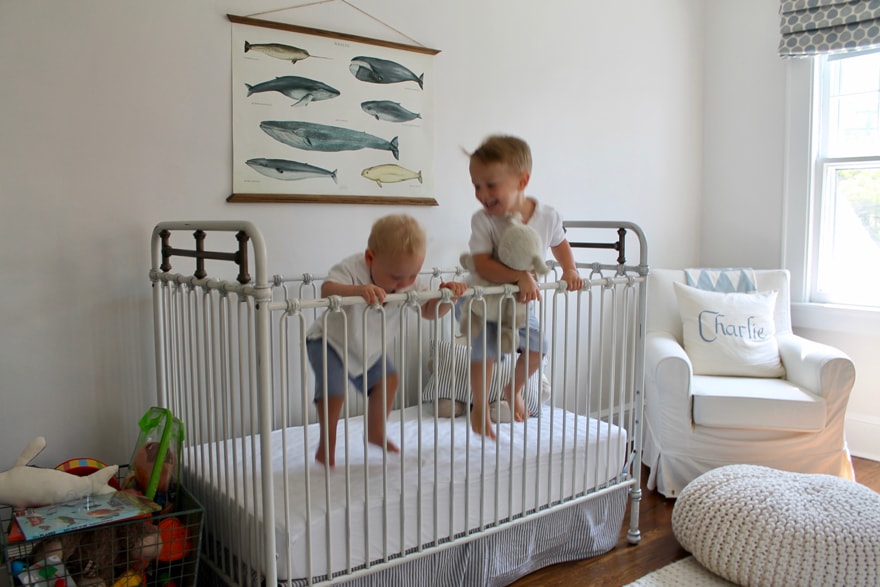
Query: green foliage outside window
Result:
<box><xmin>838</xmin><ymin>168</ymin><xmax>880</xmax><ymax>244</ymax></box>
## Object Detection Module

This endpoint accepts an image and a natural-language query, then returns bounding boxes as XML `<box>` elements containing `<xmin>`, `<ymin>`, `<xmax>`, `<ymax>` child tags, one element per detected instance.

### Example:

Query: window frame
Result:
<box><xmin>784</xmin><ymin>51</ymin><xmax>880</xmax><ymax>311</ymax></box>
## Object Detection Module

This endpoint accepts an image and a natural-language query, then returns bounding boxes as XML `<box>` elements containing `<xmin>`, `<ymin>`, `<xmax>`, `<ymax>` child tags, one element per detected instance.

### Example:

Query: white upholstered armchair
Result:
<box><xmin>643</xmin><ymin>269</ymin><xmax>856</xmax><ymax>498</ymax></box>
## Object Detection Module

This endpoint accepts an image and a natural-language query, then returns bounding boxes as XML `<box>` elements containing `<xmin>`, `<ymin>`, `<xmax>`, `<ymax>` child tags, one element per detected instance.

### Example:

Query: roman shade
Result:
<box><xmin>779</xmin><ymin>0</ymin><xmax>880</xmax><ymax>57</ymax></box>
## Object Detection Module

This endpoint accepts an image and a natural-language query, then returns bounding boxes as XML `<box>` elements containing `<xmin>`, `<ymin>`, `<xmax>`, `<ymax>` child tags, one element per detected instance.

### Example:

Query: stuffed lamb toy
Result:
<box><xmin>0</xmin><ymin>436</ymin><xmax>118</xmax><ymax>509</ymax></box>
<box><xmin>460</xmin><ymin>213</ymin><xmax>550</xmax><ymax>354</ymax></box>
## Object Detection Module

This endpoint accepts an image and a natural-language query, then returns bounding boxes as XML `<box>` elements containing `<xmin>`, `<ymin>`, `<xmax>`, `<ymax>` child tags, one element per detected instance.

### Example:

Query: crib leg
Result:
<box><xmin>627</xmin><ymin>486</ymin><xmax>642</xmax><ymax>544</ymax></box>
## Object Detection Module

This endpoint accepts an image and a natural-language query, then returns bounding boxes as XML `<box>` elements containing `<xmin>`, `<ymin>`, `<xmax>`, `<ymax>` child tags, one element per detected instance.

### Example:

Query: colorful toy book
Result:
<box><xmin>11</xmin><ymin>491</ymin><xmax>160</xmax><ymax>541</ymax></box>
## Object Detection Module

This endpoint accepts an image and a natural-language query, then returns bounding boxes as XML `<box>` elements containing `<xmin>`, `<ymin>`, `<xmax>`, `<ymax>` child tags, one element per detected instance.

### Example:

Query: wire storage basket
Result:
<box><xmin>1</xmin><ymin>478</ymin><xmax>202</xmax><ymax>587</ymax></box>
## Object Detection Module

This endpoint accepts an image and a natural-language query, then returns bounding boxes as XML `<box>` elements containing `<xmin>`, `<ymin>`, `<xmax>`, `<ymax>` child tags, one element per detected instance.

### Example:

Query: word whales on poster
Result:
<box><xmin>260</xmin><ymin>120</ymin><xmax>400</xmax><ymax>160</ymax></box>
<box><xmin>361</xmin><ymin>164</ymin><xmax>422</xmax><ymax>187</ymax></box>
<box><xmin>243</xmin><ymin>41</ymin><xmax>328</xmax><ymax>65</ymax></box>
<box><xmin>246</xmin><ymin>158</ymin><xmax>337</xmax><ymax>183</ymax></box>
<box><xmin>361</xmin><ymin>100</ymin><xmax>421</xmax><ymax>123</ymax></box>
<box><xmin>245</xmin><ymin>76</ymin><xmax>340</xmax><ymax>107</ymax></box>
<box><xmin>349</xmin><ymin>56</ymin><xmax>424</xmax><ymax>89</ymax></box>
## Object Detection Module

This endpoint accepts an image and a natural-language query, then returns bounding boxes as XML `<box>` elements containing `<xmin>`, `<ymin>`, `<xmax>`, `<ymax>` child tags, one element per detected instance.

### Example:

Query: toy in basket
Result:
<box><xmin>124</xmin><ymin>407</ymin><xmax>184</xmax><ymax>514</ymax></box>
<box><xmin>55</xmin><ymin>458</ymin><xmax>122</xmax><ymax>491</ymax></box>
<box><xmin>0</xmin><ymin>437</ymin><xmax>118</xmax><ymax>510</ymax></box>
<box><xmin>2</xmin><ymin>427</ymin><xmax>200</xmax><ymax>587</ymax></box>
<box><xmin>16</xmin><ymin>513</ymin><xmax>195</xmax><ymax>587</ymax></box>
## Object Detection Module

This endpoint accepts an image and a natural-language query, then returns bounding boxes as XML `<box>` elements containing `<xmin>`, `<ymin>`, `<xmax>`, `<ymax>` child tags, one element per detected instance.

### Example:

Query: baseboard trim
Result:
<box><xmin>846</xmin><ymin>414</ymin><xmax>880</xmax><ymax>462</ymax></box>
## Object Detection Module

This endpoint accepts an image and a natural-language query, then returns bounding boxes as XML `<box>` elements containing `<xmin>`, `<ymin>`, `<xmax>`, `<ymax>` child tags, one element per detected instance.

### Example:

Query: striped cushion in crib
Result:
<box><xmin>422</xmin><ymin>340</ymin><xmax>545</xmax><ymax>416</ymax></box>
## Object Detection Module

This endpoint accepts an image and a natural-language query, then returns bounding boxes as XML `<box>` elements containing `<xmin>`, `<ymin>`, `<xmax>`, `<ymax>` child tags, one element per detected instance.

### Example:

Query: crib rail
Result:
<box><xmin>150</xmin><ymin>221</ymin><xmax>648</xmax><ymax>586</ymax></box>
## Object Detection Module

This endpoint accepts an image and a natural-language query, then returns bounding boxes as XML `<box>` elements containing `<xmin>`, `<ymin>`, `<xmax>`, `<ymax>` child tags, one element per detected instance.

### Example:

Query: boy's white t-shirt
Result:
<box><xmin>468</xmin><ymin>198</ymin><xmax>566</xmax><ymax>259</ymax></box>
<box><xmin>306</xmin><ymin>252</ymin><xmax>426</xmax><ymax>376</ymax></box>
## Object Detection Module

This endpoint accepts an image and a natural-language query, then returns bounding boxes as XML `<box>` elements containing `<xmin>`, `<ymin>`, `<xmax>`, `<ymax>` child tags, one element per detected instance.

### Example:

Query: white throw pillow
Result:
<box><xmin>673</xmin><ymin>282</ymin><xmax>785</xmax><ymax>378</ymax></box>
<box><xmin>422</xmin><ymin>340</ymin><xmax>544</xmax><ymax>416</ymax></box>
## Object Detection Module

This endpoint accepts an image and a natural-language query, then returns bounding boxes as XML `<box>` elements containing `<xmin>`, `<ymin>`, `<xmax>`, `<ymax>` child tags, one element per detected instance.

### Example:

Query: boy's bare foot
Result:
<box><xmin>315</xmin><ymin>443</ymin><xmax>335</xmax><ymax>467</ymax></box>
<box><xmin>508</xmin><ymin>389</ymin><xmax>527</xmax><ymax>422</ymax></box>
<box><xmin>367</xmin><ymin>434</ymin><xmax>400</xmax><ymax>454</ymax></box>
<box><xmin>470</xmin><ymin>404</ymin><xmax>496</xmax><ymax>440</ymax></box>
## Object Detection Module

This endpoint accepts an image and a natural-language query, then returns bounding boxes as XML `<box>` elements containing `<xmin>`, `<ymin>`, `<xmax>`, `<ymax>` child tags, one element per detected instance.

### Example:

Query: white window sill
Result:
<box><xmin>791</xmin><ymin>302</ymin><xmax>880</xmax><ymax>336</ymax></box>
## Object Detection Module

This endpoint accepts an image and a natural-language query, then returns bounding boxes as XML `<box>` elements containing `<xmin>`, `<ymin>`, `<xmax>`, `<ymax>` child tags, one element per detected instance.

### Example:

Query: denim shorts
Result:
<box><xmin>306</xmin><ymin>338</ymin><xmax>396</xmax><ymax>400</ymax></box>
<box><xmin>465</xmin><ymin>311</ymin><xmax>548</xmax><ymax>361</ymax></box>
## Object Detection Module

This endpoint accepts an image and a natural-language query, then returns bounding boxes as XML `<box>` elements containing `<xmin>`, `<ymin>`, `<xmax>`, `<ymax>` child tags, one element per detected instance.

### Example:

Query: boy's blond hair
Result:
<box><xmin>469</xmin><ymin>135</ymin><xmax>532</xmax><ymax>174</ymax></box>
<box><xmin>368</xmin><ymin>214</ymin><xmax>426</xmax><ymax>257</ymax></box>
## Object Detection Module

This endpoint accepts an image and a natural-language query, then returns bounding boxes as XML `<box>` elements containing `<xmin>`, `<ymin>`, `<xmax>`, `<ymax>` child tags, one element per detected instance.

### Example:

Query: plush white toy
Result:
<box><xmin>0</xmin><ymin>436</ymin><xmax>118</xmax><ymax>510</ymax></box>
<box><xmin>460</xmin><ymin>213</ymin><xmax>550</xmax><ymax>354</ymax></box>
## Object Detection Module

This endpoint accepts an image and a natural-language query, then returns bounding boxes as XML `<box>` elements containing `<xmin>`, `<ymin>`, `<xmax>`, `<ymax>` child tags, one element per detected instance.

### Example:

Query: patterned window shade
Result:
<box><xmin>779</xmin><ymin>0</ymin><xmax>880</xmax><ymax>57</ymax></box>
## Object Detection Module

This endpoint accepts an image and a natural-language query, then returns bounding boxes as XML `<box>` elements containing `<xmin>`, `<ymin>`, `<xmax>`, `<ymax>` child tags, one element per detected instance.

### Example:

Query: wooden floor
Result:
<box><xmin>510</xmin><ymin>456</ymin><xmax>880</xmax><ymax>587</ymax></box>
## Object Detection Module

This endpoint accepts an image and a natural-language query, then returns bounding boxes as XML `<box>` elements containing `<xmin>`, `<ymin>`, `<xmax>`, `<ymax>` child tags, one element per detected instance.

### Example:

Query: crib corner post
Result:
<box><xmin>254</xmin><ymin>287</ymin><xmax>278</xmax><ymax>587</ymax></box>
<box><xmin>627</xmin><ymin>484</ymin><xmax>642</xmax><ymax>544</ymax></box>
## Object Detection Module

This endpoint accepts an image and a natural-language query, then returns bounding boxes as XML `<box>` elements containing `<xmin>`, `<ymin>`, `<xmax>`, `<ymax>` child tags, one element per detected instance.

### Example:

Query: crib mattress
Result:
<box><xmin>186</xmin><ymin>404</ymin><xmax>627</xmax><ymax>581</ymax></box>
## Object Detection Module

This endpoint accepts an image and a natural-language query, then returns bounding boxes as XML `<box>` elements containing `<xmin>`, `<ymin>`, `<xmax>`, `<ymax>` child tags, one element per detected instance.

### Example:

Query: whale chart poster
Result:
<box><xmin>229</xmin><ymin>15</ymin><xmax>438</xmax><ymax>205</ymax></box>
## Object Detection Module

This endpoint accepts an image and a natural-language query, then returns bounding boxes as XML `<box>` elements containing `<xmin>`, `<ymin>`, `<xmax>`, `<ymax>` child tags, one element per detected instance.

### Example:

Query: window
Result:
<box><xmin>810</xmin><ymin>50</ymin><xmax>880</xmax><ymax>308</ymax></box>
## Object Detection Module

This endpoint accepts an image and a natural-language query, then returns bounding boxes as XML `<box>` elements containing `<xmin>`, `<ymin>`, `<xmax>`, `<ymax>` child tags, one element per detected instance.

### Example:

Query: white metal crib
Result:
<box><xmin>149</xmin><ymin>220</ymin><xmax>648</xmax><ymax>586</ymax></box>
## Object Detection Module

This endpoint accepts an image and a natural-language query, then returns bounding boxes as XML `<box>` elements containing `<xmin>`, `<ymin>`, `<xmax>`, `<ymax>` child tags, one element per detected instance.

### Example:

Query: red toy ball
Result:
<box><xmin>157</xmin><ymin>517</ymin><xmax>192</xmax><ymax>562</ymax></box>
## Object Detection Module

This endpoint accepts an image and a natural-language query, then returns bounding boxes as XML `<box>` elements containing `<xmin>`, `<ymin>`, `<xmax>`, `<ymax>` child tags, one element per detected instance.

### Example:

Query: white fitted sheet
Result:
<box><xmin>187</xmin><ymin>404</ymin><xmax>627</xmax><ymax>581</ymax></box>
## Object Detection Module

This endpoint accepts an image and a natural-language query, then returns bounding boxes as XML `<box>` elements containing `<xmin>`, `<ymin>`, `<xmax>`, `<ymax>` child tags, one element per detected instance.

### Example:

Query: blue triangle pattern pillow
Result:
<box><xmin>684</xmin><ymin>268</ymin><xmax>757</xmax><ymax>293</ymax></box>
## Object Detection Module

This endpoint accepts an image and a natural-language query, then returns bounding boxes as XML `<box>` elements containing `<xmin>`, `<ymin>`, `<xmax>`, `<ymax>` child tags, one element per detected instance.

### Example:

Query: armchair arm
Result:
<box><xmin>645</xmin><ymin>331</ymin><xmax>694</xmax><ymax>424</ymax></box>
<box><xmin>776</xmin><ymin>333</ymin><xmax>856</xmax><ymax>413</ymax></box>
<box><xmin>646</xmin><ymin>331</ymin><xmax>691</xmax><ymax>375</ymax></box>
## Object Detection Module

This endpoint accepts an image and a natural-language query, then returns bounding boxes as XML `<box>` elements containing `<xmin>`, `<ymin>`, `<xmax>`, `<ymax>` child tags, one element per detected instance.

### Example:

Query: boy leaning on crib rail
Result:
<box><xmin>464</xmin><ymin>134</ymin><xmax>584</xmax><ymax>439</ymax></box>
<box><xmin>306</xmin><ymin>214</ymin><xmax>467</xmax><ymax>467</ymax></box>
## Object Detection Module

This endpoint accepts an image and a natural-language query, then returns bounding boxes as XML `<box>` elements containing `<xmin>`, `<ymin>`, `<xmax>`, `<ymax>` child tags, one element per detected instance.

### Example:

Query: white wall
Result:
<box><xmin>701</xmin><ymin>0</ymin><xmax>880</xmax><ymax>460</ymax></box>
<box><xmin>3</xmin><ymin>0</ymin><xmax>874</xmax><ymax>472</ymax></box>
<box><xmin>702</xmin><ymin>1</ymin><xmax>786</xmax><ymax>266</ymax></box>
<box><xmin>0</xmin><ymin>0</ymin><xmax>704</xmax><ymax>469</ymax></box>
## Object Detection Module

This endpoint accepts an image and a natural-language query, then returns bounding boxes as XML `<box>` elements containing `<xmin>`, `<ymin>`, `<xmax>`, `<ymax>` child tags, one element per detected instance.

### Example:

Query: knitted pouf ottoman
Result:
<box><xmin>671</xmin><ymin>464</ymin><xmax>880</xmax><ymax>587</ymax></box>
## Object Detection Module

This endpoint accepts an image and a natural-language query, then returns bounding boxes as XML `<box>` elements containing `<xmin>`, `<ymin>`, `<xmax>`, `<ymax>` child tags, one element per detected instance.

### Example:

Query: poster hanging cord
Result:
<box><xmin>245</xmin><ymin>0</ymin><xmax>426</xmax><ymax>47</ymax></box>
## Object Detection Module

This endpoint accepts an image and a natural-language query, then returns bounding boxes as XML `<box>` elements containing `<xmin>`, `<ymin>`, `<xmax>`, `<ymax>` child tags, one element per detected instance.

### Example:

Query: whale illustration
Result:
<box><xmin>244</xmin><ymin>41</ymin><xmax>326</xmax><ymax>64</ymax></box>
<box><xmin>361</xmin><ymin>100</ymin><xmax>421</xmax><ymax>123</ymax></box>
<box><xmin>246</xmin><ymin>158</ymin><xmax>338</xmax><ymax>183</ymax></box>
<box><xmin>260</xmin><ymin>121</ymin><xmax>400</xmax><ymax>160</ymax></box>
<box><xmin>245</xmin><ymin>76</ymin><xmax>340</xmax><ymax>107</ymax></box>
<box><xmin>349</xmin><ymin>56</ymin><xmax>424</xmax><ymax>89</ymax></box>
<box><xmin>361</xmin><ymin>164</ymin><xmax>422</xmax><ymax>187</ymax></box>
